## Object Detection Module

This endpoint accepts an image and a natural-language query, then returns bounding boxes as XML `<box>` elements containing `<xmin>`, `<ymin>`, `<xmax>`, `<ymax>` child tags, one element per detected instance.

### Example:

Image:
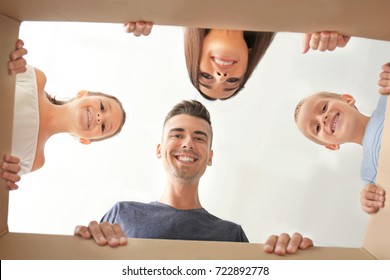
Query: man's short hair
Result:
<box><xmin>164</xmin><ymin>100</ymin><xmax>213</xmax><ymax>147</ymax></box>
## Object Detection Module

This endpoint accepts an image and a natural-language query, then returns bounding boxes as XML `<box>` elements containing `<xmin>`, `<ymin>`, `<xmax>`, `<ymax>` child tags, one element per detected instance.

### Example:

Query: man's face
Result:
<box><xmin>157</xmin><ymin>114</ymin><xmax>213</xmax><ymax>182</ymax></box>
<box><xmin>296</xmin><ymin>94</ymin><xmax>359</xmax><ymax>147</ymax></box>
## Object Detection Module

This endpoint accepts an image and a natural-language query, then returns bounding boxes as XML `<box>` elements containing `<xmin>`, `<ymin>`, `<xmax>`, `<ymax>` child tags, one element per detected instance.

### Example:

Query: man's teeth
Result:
<box><xmin>178</xmin><ymin>156</ymin><xmax>195</xmax><ymax>162</ymax></box>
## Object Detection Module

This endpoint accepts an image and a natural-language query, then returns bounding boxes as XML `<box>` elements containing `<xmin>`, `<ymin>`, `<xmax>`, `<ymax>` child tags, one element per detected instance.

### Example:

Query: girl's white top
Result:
<box><xmin>12</xmin><ymin>65</ymin><xmax>39</xmax><ymax>175</ymax></box>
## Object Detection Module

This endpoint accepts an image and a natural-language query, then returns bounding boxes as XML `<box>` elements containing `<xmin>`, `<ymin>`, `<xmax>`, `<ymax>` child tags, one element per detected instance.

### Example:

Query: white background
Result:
<box><xmin>8</xmin><ymin>21</ymin><xmax>390</xmax><ymax>247</ymax></box>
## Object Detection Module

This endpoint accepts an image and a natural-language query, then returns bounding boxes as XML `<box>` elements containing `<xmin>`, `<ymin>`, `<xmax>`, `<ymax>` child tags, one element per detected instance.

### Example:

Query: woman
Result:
<box><xmin>124</xmin><ymin>22</ymin><xmax>350</xmax><ymax>100</ymax></box>
<box><xmin>1</xmin><ymin>40</ymin><xmax>126</xmax><ymax>190</ymax></box>
<box><xmin>184</xmin><ymin>29</ymin><xmax>352</xmax><ymax>100</ymax></box>
<box><xmin>184</xmin><ymin>28</ymin><xmax>275</xmax><ymax>100</ymax></box>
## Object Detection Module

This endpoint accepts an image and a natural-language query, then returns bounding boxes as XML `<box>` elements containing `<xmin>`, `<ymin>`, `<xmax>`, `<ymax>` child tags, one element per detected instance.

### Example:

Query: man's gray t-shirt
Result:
<box><xmin>100</xmin><ymin>201</ymin><xmax>249</xmax><ymax>242</ymax></box>
<box><xmin>361</xmin><ymin>95</ymin><xmax>387</xmax><ymax>183</ymax></box>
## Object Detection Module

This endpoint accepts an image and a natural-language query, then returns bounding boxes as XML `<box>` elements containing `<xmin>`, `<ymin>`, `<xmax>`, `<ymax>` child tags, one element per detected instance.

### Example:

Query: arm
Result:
<box><xmin>1</xmin><ymin>155</ymin><xmax>21</xmax><ymax>190</ymax></box>
<box><xmin>360</xmin><ymin>183</ymin><xmax>386</xmax><ymax>214</ymax></box>
<box><xmin>302</xmin><ymin>32</ymin><xmax>351</xmax><ymax>54</ymax></box>
<box><xmin>74</xmin><ymin>221</ymin><xmax>128</xmax><ymax>247</ymax></box>
<box><xmin>8</xmin><ymin>39</ymin><xmax>28</xmax><ymax>75</ymax></box>
<box><xmin>263</xmin><ymin>232</ymin><xmax>313</xmax><ymax>256</ymax></box>
<box><xmin>378</xmin><ymin>62</ymin><xmax>390</xmax><ymax>95</ymax></box>
<box><xmin>123</xmin><ymin>21</ymin><xmax>153</xmax><ymax>36</ymax></box>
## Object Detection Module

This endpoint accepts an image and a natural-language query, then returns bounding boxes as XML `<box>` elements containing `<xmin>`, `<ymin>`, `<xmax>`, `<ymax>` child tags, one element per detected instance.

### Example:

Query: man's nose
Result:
<box><xmin>97</xmin><ymin>112</ymin><xmax>101</xmax><ymax>123</ymax></box>
<box><xmin>181</xmin><ymin>136</ymin><xmax>194</xmax><ymax>149</ymax></box>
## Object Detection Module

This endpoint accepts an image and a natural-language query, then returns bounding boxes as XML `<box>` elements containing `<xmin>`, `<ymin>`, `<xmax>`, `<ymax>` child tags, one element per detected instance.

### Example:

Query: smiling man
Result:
<box><xmin>75</xmin><ymin>100</ymin><xmax>313</xmax><ymax>255</ymax></box>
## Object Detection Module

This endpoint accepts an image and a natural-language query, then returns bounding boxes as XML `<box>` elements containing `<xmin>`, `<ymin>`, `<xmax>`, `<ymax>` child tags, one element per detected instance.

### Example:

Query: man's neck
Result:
<box><xmin>159</xmin><ymin>179</ymin><xmax>202</xmax><ymax>210</ymax></box>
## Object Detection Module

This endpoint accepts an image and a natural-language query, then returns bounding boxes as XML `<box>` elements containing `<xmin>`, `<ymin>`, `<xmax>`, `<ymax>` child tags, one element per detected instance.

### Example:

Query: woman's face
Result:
<box><xmin>198</xmin><ymin>29</ymin><xmax>249</xmax><ymax>99</ymax></box>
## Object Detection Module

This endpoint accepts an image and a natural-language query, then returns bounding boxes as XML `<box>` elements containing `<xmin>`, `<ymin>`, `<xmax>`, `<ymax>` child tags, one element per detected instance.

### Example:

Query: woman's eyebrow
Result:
<box><xmin>198</xmin><ymin>82</ymin><xmax>212</xmax><ymax>89</ymax></box>
<box><xmin>224</xmin><ymin>87</ymin><xmax>239</xmax><ymax>92</ymax></box>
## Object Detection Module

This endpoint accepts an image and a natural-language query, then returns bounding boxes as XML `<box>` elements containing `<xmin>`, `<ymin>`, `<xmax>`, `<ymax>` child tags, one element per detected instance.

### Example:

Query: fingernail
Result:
<box><xmin>120</xmin><ymin>237</ymin><xmax>127</xmax><ymax>244</ymax></box>
<box><xmin>263</xmin><ymin>244</ymin><xmax>272</xmax><ymax>251</ymax></box>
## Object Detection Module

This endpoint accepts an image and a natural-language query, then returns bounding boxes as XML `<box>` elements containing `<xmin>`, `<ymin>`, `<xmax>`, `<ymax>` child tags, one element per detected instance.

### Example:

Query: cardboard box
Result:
<box><xmin>0</xmin><ymin>0</ymin><xmax>389</xmax><ymax>259</ymax></box>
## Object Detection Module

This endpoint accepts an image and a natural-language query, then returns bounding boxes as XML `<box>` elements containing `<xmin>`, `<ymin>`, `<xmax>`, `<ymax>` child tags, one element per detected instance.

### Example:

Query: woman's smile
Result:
<box><xmin>212</xmin><ymin>56</ymin><xmax>237</xmax><ymax>68</ymax></box>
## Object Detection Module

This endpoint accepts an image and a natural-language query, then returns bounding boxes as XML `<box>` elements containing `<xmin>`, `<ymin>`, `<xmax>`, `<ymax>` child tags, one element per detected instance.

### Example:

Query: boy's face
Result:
<box><xmin>296</xmin><ymin>94</ymin><xmax>359</xmax><ymax>149</ymax></box>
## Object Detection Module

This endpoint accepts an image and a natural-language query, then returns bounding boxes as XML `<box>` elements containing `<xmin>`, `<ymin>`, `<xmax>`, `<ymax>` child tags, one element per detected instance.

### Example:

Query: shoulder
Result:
<box><xmin>31</xmin><ymin>151</ymin><xmax>45</xmax><ymax>172</ymax></box>
<box><xmin>202</xmin><ymin>209</ymin><xmax>242</xmax><ymax>228</ymax></box>
<box><xmin>111</xmin><ymin>201</ymin><xmax>152</xmax><ymax>211</ymax></box>
<box><xmin>33</xmin><ymin>67</ymin><xmax>47</xmax><ymax>91</ymax></box>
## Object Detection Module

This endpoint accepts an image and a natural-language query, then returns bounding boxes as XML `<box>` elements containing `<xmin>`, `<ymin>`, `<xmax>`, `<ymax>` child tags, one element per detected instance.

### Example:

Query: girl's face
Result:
<box><xmin>72</xmin><ymin>91</ymin><xmax>123</xmax><ymax>143</ymax></box>
<box><xmin>198</xmin><ymin>29</ymin><xmax>249</xmax><ymax>100</ymax></box>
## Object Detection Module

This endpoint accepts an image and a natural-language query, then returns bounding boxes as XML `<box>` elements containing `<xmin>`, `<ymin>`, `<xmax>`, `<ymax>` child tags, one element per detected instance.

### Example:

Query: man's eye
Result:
<box><xmin>100</xmin><ymin>102</ymin><xmax>105</xmax><ymax>111</ymax></box>
<box><xmin>102</xmin><ymin>123</ymin><xmax>105</xmax><ymax>132</ymax></box>
<box><xmin>226</xmin><ymin>77</ymin><xmax>240</xmax><ymax>83</ymax></box>
<box><xmin>171</xmin><ymin>134</ymin><xmax>181</xmax><ymax>138</ymax></box>
<box><xmin>315</xmin><ymin>124</ymin><xmax>320</xmax><ymax>133</ymax></box>
<box><xmin>200</xmin><ymin>72</ymin><xmax>213</xmax><ymax>79</ymax></box>
<box><xmin>195</xmin><ymin>137</ymin><xmax>205</xmax><ymax>142</ymax></box>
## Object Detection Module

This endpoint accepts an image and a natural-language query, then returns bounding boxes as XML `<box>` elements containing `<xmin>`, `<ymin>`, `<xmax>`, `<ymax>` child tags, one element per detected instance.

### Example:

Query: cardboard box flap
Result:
<box><xmin>363</xmin><ymin>97</ymin><xmax>390</xmax><ymax>259</ymax></box>
<box><xmin>0</xmin><ymin>232</ymin><xmax>375</xmax><ymax>260</ymax></box>
<box><xmin>0</xmin><ymin>14</ymin><xmax>19</xmax><ymax>237</ymax></box>
<box><xmin>1</xmin><ymin>0</ymin><xmax>390</xmax><ymax>41</ymax></box>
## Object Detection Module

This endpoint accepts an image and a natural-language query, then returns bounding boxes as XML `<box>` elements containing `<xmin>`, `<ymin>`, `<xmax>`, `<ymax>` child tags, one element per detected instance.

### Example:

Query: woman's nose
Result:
<box><xmin>216</xmin><ymin>71</ymin><xmax>228</xmax><ymax>81</ymax></box>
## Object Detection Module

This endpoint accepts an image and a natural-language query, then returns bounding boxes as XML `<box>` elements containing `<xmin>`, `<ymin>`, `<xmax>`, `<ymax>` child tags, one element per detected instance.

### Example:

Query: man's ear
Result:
<box><xmin>76</xmin><ymin>90</ymin><xmax>88</xmax><ymax>98</ymax></box>
<box><xmin>341</xmin><ymin>94</ymin><xmax>356</xmax><ymax>106</ymax></box>
<box><xmin>207</xmin><ymin>149</ymin><xmax>214</xmax><ymax>166</ymax></box>
<box><xmin>325</xmin><ymin>144</ymin><xmax>340</xmax><ymax>151</ymax></box>
<box><xmin>156</xmin><ymin>144</ymin><xmax>162</xmax><ymax>158</ymax></box>
<box><xmin>79</xmin><ymin>138</ymin><xmax>91</xmax><ymax>145</ymax></box>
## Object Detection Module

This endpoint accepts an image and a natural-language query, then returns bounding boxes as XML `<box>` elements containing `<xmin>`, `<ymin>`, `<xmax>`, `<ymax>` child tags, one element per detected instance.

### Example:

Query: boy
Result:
<box><xmin>294</xmin><ymin>62</ymin><xmax>390</xmax><ymax>214</ymax></box>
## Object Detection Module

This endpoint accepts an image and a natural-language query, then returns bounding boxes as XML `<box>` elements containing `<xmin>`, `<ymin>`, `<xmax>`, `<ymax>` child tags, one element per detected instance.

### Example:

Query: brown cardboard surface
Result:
<box><xmin>0</xmin><ymin>232</ymin><xmax>374</xmax><ymax>260</ymax></box>
<box><xmin>0</xmin><ymin>0</ymin><xmax>389</xmax><ymax>260</ymax></box>
<box><xmin>1</xmin><ymin>0</ymin><xmax>390</xmax><ymax>41</ymax></box>
<box><xmin>0</xmin><ymin>13</ymin><xmax>20</xmax><ymax>237</ymax></box>
<box><xmin>363</xmin><ymin>97</ymin><xmax>390</xmax><ymax>259</ymax></box>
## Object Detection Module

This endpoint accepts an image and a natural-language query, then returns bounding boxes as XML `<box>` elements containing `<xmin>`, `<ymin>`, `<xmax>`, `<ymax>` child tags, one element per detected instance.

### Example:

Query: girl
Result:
<box><xmin>1</xmin><ymin>40</ymin><xmax>126</xmax><ymax>189</ymax></box>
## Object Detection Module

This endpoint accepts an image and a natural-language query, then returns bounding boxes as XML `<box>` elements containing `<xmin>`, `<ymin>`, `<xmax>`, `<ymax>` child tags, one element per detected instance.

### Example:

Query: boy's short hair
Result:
<box><xmin>294</xmin><ymin>92</ymin><xmax>347</xmax><ymax>146</ymax></box>
<box><xmin>294</xmin><ymin>92</ymin><xmax>343</xmax><ymax>123</ymax></box>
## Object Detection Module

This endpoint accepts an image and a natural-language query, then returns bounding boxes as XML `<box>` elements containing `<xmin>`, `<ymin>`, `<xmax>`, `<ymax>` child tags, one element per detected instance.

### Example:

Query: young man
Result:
<box><xmin>75</xmin><ymin>100</ymin><xmax>313</xmax><ymax>256</ymax></box>
<box><xmin>294</xmin><ymin>63</ymin><xmax>390</xmax><ymax>214</ymax></box>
